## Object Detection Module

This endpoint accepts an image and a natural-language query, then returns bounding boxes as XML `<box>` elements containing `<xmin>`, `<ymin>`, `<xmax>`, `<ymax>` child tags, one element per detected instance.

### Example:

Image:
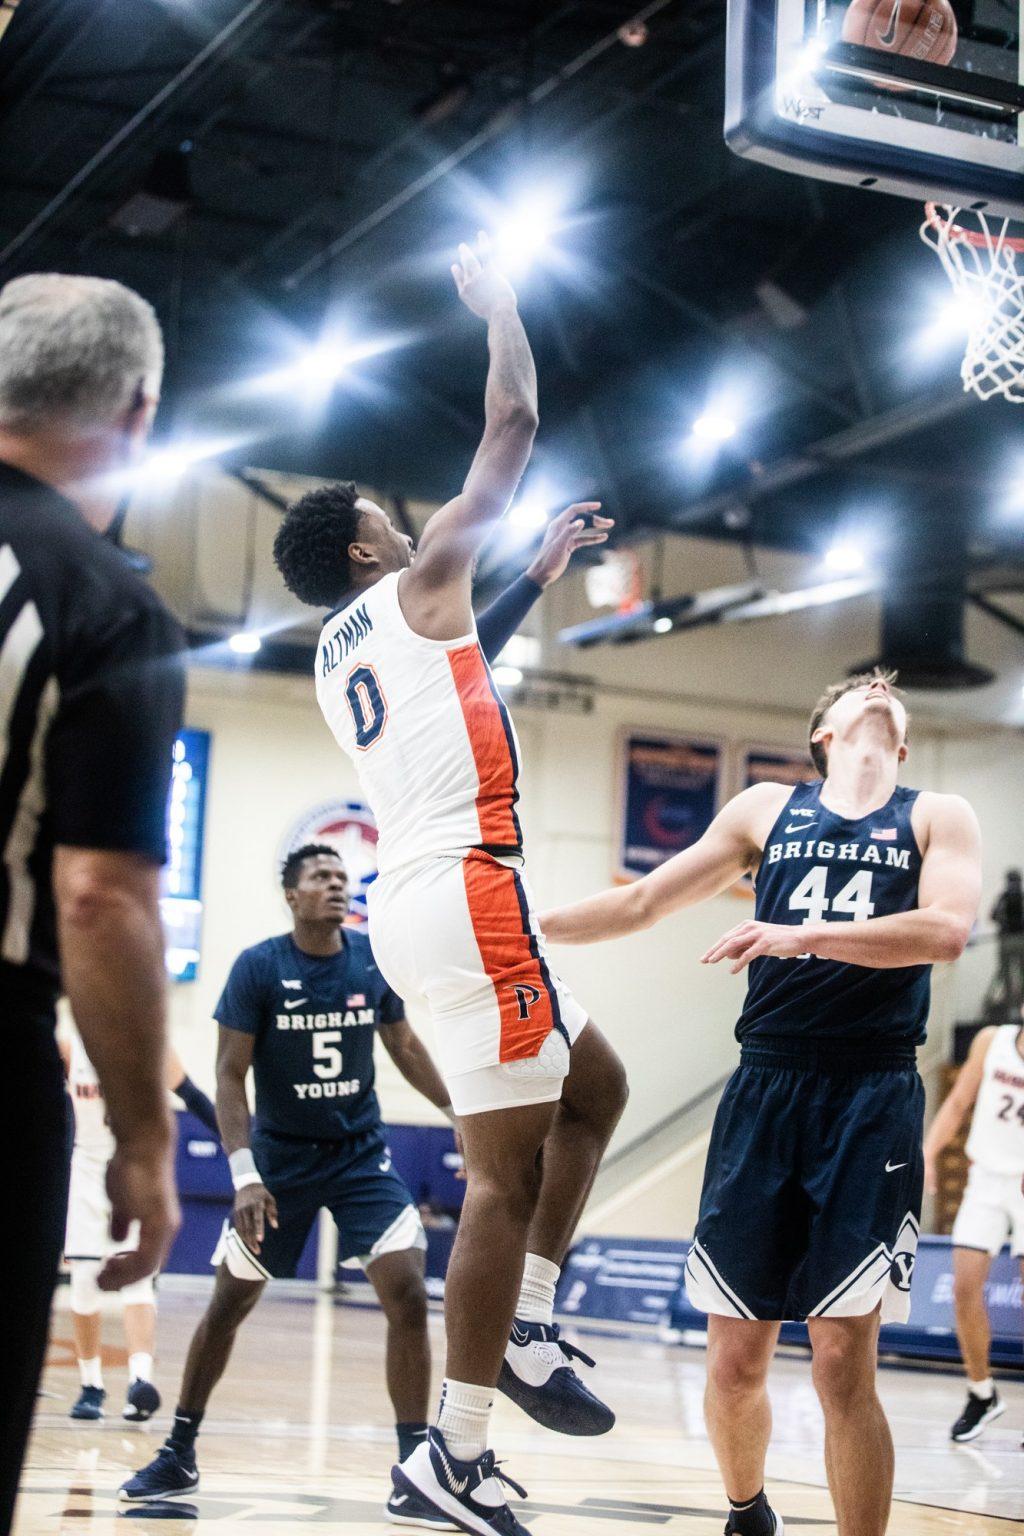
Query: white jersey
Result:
<box><xmin>68</xmin><ymin>1030</ymin><xmax>114</xmax><ymax>1160</ymax></box>
<box><xmin>965</xmin><ymin>1025</ymin><xmax>1024</xmax><ymax>1176</ymax></box>
<box><xmin>315</xmin><ymin>573</ymin><xmax>523</xmax><ymax>876</ymax></box>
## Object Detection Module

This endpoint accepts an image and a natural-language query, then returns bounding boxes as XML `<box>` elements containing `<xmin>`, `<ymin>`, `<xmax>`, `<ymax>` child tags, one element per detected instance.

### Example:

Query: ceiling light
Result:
<box><xmin>492</xmin><ymin>664</ymin><xmax>524</xmax><ymax>688</ymax></box>
<box><xmin>653</xmin><ymin>616</ymin><xmax>673</xmax><ymax>633</ymax></box>
<box><xmin>823</xmin><ymin>540</ymin><xmax>867</xmax><ymax>574</ymax></box>
<box><xmin>228</xmin><ymin>631</ymin><xmax>262</xmax><ymax>655</ymax></box>
<box><xmin>508</xmin><ymin>487</ymin><xmax>553</xmax><ymax>529</ymax></box>
<box><xmin>692</xmin><ymin>410</ymin><xmax>738</xmax><ymax>443</ymax></box>
<box><xmin>493</xmin><ymin>192</ymin><xmax>561</xmax><ymax>273</ymax></box>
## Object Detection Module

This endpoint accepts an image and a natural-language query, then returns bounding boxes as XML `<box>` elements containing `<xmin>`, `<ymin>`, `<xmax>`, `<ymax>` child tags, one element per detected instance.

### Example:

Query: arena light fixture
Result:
<box><xmin>132</xmin><ymin>435</ymin><xmax>242</xmax><ymax>488</ymax></box>
<box><xmin>507</xmin><ymin>488</ymin><xmax>552</xmax><ymax>530</ymax></box>
<box><xmin>691</xmin><ymin>409</ymin><xmax>738</xmax><ymax>443</ymax></box>
<box><xmin>228</xmin><ymin>631</ymin><xmax>262</xmax><ymax>656</ymax></box>
<box><xmin>250</xmin><ymin>331</ymin><xmax>407</xmax><ymax>398</ymax></box>
<box><xmin>492</xmin><ymin>189</ymin><xmax>563</xmax><ymax>274</ymax></box>
<box><xmin>824</xmin><ymin>540</ymin><xmax>867</xmax><ymax>574</ymax></box>
<box><xmin>492</xmin><ymin>664</ymin><xmax>524</xmax><ymax>688</ymax></box>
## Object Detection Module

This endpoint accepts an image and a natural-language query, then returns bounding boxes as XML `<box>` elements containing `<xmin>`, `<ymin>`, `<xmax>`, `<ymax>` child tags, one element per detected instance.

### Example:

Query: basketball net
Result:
<box><xmin>921</xmin><ymin>203</ymin><xmax>1024</xmax><ymax>404</ymax></box>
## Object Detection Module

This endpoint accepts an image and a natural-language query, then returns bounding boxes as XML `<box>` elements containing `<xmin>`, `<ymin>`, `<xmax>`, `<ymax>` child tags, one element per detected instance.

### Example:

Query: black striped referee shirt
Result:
<box><xmin>0</xmin><ymin>461</ymin><xmax>184</xmax><ymax>1013</ymax></box>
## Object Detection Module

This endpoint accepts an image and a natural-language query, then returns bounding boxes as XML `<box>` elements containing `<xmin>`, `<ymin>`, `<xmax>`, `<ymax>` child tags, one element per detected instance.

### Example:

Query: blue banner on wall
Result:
<box><xmin>616</xmin><ymin>733</ymin><xmax>722</xmax><ymax>881</ymax></box>
<box><xmin>556</xmin><ymin>1236</ymin><xmax>692</xmax><ymax>1326</ymax></box>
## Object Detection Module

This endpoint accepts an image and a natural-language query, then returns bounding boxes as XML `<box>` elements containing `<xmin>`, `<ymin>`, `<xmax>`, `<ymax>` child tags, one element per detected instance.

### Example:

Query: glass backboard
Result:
<box><xmin>726</xmin><ymin>0</ymin><xmax>1024</xmax><ymax>215</ymax></box>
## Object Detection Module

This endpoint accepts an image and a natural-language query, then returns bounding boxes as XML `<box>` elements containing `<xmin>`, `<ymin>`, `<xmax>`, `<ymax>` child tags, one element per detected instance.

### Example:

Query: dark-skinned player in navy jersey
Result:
<box><xmin>122</xmin><ymin>505</ymin><xmax>603</xmax><ymax>1530</ymax></box>
<box><xmin>543</xmin><ymin>670</ymin><xmax>983</xmax><ymax>1536</ymax></box>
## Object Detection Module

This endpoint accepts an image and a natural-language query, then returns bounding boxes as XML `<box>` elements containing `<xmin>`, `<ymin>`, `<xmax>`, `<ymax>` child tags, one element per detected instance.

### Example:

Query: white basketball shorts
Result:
<box><xmin>367</xmin><ymin>849</ymin><xmax>588</xmax><ymax>1116</ymax></box>
<box><xmin>65</xmin><ymin>1146</ymin><xmax>139</xmax><ymax>1261</ymax></box>
<box><xmin>952</xmin><ymin>1163</ymin><xmax>1024</xmax><ymax>1257</ymax></box>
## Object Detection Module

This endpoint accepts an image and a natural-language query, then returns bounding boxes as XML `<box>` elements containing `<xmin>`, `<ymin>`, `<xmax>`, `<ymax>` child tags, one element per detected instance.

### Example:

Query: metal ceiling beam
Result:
<box><xmin>0</xmin><ymin>0</ymin><xmax>288</xmax><ymax>274</ymax></box>
<box><xmin>665</xmin><ymin>389</ymin><xmax>975</xmax><ymax>532</ymax></box>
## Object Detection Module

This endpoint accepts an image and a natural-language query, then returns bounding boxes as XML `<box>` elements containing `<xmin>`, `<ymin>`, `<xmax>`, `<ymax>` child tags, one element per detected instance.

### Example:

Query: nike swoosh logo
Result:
<box><xmin>391</xmin><ymin>1495</ymin><xmax>408</xmax><ymax>1507</ymax></box>
<box><xmin>378</xmin><ymin>1157</ymin><xmax>392</xmax><ymax>1173</ymax></box>
<box><xmin>878</xmin><ymin>0</ymin><xmax>902</xmax><ymax>45</ymax></box>
<box><xmin>785</xmin><ymin>823</ymin><xmax>816</xmax><ymax>833</ymax></box>
<box><xmin>885</xmin><ymin>1159</ymin><xmax>908</xmax><ymax>1173</ymax></box>
<box><xmin>284</xmin><ymin>998</ymin><xmax>309</xmax><ymax>1009</ymax></box>
<box><xmin>435</xmin><ymin>1445</ymin><xmax>469</xmax><ymax>1496</ymax></box>
<box><xmin>511</xmin><ymin>1325</ymin><xmax>531</xmax><ymax>1347</ymax></box>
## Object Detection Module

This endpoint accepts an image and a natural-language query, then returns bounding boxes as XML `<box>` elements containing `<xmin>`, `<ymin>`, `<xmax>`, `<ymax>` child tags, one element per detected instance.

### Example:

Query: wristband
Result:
<box><xmin>229</xmin><ymin>1148</ymin><xmax>262</xmax><ymax>1191</ymax></box>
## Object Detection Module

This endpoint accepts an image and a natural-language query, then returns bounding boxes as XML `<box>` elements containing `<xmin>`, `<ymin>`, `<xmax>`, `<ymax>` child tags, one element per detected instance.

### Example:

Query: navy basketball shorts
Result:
<box><xmin>213</xmin><ymin>1129</ymin><xmax>426</xmax><ymax>1282</ymax></box>
<box><xmin>685</xmin><ymin>1042</ymin><xmax>924</xmax><ymax>1324</ymax></box>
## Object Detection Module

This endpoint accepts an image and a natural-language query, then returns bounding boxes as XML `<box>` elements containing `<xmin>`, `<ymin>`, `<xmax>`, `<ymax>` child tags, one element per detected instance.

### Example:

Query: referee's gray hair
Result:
<box><xmin>0</xmin><ymin>273</ymin><xmax>164</xmax><ymax>433</ymax></box>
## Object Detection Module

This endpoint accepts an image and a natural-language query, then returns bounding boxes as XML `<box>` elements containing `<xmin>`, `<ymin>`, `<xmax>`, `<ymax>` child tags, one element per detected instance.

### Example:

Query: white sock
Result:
<box><xmin>79</xmin><ymin>1357</ymin><xmax>103</xmax><ymax>1390</ymax></box>
<box><xmin>968</xmin><ymin>1376</ymin><xmax>995</xmax><ymax>1400</ymax></box>
<box><xmin>516</xmin><ymin>1252</ymin><xmax>560</xmax><ymax>1326</ymax></box>
<box><xmin>129</xmin><ymin>1352</ymin><xmax>153</xmax><ymax>1384</ymax></box>
<box><xmin>436</xmin><ymin>1379</ymin><xmax>494</xmax><ymax>1461</ymax></box>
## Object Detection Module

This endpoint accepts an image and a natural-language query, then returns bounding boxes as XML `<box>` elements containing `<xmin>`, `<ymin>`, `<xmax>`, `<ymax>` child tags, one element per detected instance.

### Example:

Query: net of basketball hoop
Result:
<box><xmin>921</xmin><ymin>203</ymin><xmax>1024</xmax><ymax>404</ymax></box>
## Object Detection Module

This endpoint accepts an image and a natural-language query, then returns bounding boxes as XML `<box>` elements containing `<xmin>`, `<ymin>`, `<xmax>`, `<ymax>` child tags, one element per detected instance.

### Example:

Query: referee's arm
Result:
<box><xmin>50</xmin><ymin>601</ymin><xmax>185</xmax><ymax>1289</ymax></box>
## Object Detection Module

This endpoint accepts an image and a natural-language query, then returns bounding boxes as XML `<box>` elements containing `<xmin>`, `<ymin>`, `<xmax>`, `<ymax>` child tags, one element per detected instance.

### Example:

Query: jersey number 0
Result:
<box><xmin>345</xmin><ymin>665</ymin><xmax>387</xmax><ymax>750</ymax></box>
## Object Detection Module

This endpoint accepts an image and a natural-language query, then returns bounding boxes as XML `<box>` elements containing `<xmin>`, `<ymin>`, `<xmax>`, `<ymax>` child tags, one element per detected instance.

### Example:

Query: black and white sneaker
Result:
<box><xmin>724</xmin><ymin>1495</ymin><xmax>784</xmax><ymax>1536</ymax></box>
<box><xmin>119</xmin><ymin>1446</ymin><xmax>200</xmax><ymax>1502</ymax></box>
<box><xmin>497</xmin><ymin>1319</ymin><xmax>614</xmax><ymax>1436</ymax></box>
<box><xmin>391</xmin><ymin>1427</ymin><xmax>530</xmax><ymax>1536</ymax></box>
<box><xmin>951</xmin><ymin>1389</ymin><xmax>1005</xmax><ymax>1443</ymax></box>
<box><xmin>123</xmin><ymin>1379</ymin><xmax>161</xmax><ymax>1422</ymax></box>
<box><xmin>70</xmin><ymin>1386</ymin><xmax>105</xmax><ymax>1421</ymax></box>
<box><xmin>385</xmin><ymin>1479</ymin><xmax>461</xmax><ymax>1529</ymax></box>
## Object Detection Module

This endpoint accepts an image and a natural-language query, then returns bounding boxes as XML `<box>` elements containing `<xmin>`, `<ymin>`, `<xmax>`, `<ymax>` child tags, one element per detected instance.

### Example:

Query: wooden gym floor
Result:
<box><xmin>15</xmin><ymin>1281</ymin><xmax>1023</xmax><ymax>1534</ymax></box>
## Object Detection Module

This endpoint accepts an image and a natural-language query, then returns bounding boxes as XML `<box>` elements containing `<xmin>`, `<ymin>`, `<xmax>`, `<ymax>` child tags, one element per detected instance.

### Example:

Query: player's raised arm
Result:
<box><xmin>703</xmin><ymin>792</ymin><xmax>982</xmax><ymax>973</ymax></box>
<box><xmin>400</xmin><ymin>235</ymin><xmax>540</xmax><ymax>641</ymax></box>
<box><xmin>541</xmin><ymin>785</ymin><xmax>779</xmax><ymax>945</ymax></box>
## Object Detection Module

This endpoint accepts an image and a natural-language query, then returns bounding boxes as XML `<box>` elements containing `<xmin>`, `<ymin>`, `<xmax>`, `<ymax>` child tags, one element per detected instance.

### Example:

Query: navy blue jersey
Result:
<box><xmin>737</xmin><ymin>781</ymin><xmax>930</xmax><ymax>1047</ymax></box>
<box><xmin>214</xmin><ymin>930</ymin><xmax>404</xmax><ymax>1140</ymax></box>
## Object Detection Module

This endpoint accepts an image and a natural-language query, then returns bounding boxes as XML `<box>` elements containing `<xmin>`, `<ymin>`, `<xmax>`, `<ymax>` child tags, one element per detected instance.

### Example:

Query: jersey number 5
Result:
<box><xmin>789</xmin><ymin>866</ymin><xmax>876</xmax><ymax>924</ymax></box>
<box><xmin>345</xmin><ymin>665</ymin><xmax>387</xmax><ymax>750</ymax></box>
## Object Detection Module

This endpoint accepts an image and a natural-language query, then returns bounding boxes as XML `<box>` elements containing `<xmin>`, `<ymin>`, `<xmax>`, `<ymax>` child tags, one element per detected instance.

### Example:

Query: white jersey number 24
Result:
<box><xmin>788</xmin><ymin>866</ymin><xmax>876</xmax><ymax>925</ymax></box>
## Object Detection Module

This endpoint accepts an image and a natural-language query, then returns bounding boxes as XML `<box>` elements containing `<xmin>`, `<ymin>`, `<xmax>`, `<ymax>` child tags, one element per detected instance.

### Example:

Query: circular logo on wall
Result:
<box><xmin>277</xmin><ymin>799</ymin><xmax>379</xmax><ymax>924</ymax></box>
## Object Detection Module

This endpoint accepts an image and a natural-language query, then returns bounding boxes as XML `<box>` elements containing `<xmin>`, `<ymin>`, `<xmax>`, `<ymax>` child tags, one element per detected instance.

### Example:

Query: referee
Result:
<box><xmin>0</xmin><ymin>275</ymin><xmax>185</xmax><ymax>1533</ymax></box>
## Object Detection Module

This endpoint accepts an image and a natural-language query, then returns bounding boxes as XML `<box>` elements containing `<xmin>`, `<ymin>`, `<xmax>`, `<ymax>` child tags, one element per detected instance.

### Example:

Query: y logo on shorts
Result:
<box><xmin>890</xmin><ymin>1250</ymin><xmax>915</xmax><ymax>1291</ymax></box>
<box><xmin>514</xmin><ymin>983</ymin><xmax>542</xmax><ymax>1021</ymax></box>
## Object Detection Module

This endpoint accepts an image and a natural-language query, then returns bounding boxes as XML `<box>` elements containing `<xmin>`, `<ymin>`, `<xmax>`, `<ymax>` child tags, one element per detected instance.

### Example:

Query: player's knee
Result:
<box><xmin>953</xmin><ymin>1267</ymin><xmax>987</xmax><ymax>1307</ymax></box>
<box><xmin>810</xmin><ymin>1333</ymin><xmax>875</xmax><ymax>1411</ymax></box>
<box><xmin>469</xmin><ymin>1163</ymin><xmax>540</xmax><ymax>1226</ymax></box>
<box><xmin>209</xmin><ymin>1271</ymin><xmax>264</xmax><ymax>1330</ymax></box>
<box><xmin>381</xmin><ymin>1270</ymin><xmax>428</xmax><ymax>1333</ymax></box>
<box><xmin>707</xmin><ymin>1340</ymin><xmax>768</xmax><ymax>1399</ymax></box>
<box><xmin>69</xmin><ymin>1259</ymin><xmax>102</xmax><ymax>1316</ymax></box>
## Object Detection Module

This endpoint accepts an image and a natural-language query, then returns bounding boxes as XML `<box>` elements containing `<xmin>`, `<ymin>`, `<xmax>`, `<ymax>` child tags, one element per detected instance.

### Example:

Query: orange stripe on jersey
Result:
<box><xmin>447</xmin><ymin>644</ymin><xmax>520</xmax><ymax>849</ymax></box>
<box><xmin>462</xmin><ymin>851</ymin><xmax>555</xmax><ymax>1063</ymax></box>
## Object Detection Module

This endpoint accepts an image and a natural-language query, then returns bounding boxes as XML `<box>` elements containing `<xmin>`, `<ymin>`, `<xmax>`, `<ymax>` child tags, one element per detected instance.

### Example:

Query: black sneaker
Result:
<box><xmin>391</xmin><ymin>1427</ymin><xmax>530</xmax><ymax>1535</ymax></box>
<box><xmin>497</xmin><ymin>1319</ymin><xmax>614</xmax><ymax>1435</ymax></box>
<box><xmin>951</xmin><ymin>1389</ymin><xmax>1005</xmax><ymax>1443</ymax></box>
<box><xmin>119</xmin><ymin>1445</ymin><xmax>200</xmax><ymax>1502</ymax></box>
<box><xmin>724</xmin><ymin>1498</ymin><xmax>784</xmax><ymax>1536</ymax></box>
<box><xmin>123</xmin><ymin>1379</ymin><xmax>161</xmax><ymax>1423</ymax></box>
<box><xmin>70</xmin><ymin>1385</ymin><xmax>106</xmax><ymax>1421</ymax></box>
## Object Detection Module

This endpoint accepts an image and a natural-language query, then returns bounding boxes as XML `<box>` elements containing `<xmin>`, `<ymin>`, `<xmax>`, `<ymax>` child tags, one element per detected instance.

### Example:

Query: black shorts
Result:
<box><xmin>215</xmin><ymin>1129</ymin><xmax>425</xmax><ymax>1282</ymax></box>
<box><xmin>685</xmin><ymin>1041</ymin><xmax>924</xmax><ymax>1324</ymax></box>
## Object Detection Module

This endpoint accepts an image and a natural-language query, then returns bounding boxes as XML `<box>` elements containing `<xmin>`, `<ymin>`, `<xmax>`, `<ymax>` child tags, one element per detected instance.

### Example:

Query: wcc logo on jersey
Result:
<box><xmin>278</xmin><ymin>800</ymin><xmax>379</xmax><ymax>923</ymax></box>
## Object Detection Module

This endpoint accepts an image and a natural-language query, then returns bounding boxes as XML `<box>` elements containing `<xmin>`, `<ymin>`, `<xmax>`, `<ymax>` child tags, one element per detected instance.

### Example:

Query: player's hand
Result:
<box><xmin>451</xmin><ymin>233</ymin><xmax>517</xmax><ymax>320</ymax></box>
<box><xmin>701</xmin><ymin>920</ymin><xmax>807</xmax><ymax>974</ymax></box>
<box><xmin>99</xmin><ymin>1131</ymin><xmax>180</xmax><ymax>1292</ymax></box>
<box><xmin>526</xmin><ymin>503</ymin><xmax>613</xmax><ymax>589</ymax></box>
<box><xmin>233</xmin><ymin>1182</ymin><xmax>278</xmax><ymax>1254</ymax></box>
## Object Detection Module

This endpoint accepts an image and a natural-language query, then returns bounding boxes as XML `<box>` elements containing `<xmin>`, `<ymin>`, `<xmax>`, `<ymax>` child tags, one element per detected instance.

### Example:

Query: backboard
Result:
<box><xmin>726</xmin><ymin>0</ymin><xmax>1024</xmax><ymax>216</ymax></box>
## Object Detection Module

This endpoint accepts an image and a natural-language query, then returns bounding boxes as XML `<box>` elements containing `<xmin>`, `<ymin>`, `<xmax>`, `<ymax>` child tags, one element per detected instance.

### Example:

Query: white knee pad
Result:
<box><xmin>120</xmin><ymin>1273</ymin><xmax>156</xmax><ymax>1307</ymax></box>
<box><xmin>69</xmin><ymin>1259</ymin><xmax>102</xmax><ymax>1316</ymax></box>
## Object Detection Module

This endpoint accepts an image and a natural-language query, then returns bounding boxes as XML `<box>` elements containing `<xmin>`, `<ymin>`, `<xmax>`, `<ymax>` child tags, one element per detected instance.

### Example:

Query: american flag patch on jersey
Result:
<box><xmin>871</xmin><ymin>828</ymin><xmax>897</xmax><ymax>840</ymax></box>
<box><xmin>348</xmin><ymin>993</ymin><xmax>366</xmax><ymax>1007</ymax></box>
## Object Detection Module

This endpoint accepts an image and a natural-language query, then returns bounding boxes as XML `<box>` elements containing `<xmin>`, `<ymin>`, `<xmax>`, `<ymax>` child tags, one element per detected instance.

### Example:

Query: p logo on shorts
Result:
<box><xmin>513</xmin><ymin>983</ymin><xmax>542</xmax><ymax>1021</ymax></box>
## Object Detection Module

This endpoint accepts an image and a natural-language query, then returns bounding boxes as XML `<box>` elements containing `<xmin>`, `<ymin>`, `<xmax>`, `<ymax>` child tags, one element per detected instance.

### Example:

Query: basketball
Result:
<box><xmin>841</xmin><ymin>0</ymin><xmax>959</xmax><ymax>65</ymax></box>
